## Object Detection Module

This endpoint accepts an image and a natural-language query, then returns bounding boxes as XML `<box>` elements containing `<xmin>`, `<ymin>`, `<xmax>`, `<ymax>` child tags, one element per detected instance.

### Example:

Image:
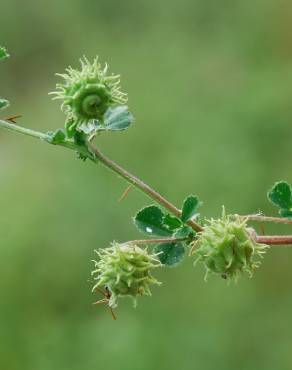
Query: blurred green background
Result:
<box><xmin>1</xmin><ymin>1</ymin><xmax>292</xmax><ymax>369</ymax></box>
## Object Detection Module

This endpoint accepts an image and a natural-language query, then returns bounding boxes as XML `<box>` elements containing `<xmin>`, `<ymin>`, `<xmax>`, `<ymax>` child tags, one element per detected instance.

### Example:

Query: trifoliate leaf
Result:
<box><xmin>174</xmin><ymin>225</ymin><xmax>194</xmax><ymax>238</ymax></box>
<box><xmin>134</xmin><ymin>205</ymin><xmax>173</xmax><ymax>237</ymax></box>
<box><xmin>0</xmin><ymin>46</ymin><xmax>9</xmax><ymax>61</ymax></box>
<box><xmin>181</xmin><ymin>195</ymin><xmax>200</xmax><ymax>223</ymax></box>
<box><xmin>104</xmin><ymin>105</ymin><xmax>134</xmax><ymax>131</ymax></box>
<box><xmin>268</xmin><ymin>181</ymin><xmax>292</xmax><ymax>217</ymax></box>
<box><xmin>0</xmin><ymin>98</ymin><xmax>9</xmax><ymax>111</ymax></box>
<box><xmin>154</xmin><ymin>242</ymin><xmax>186</xmax><ymax>267</ymax></box>
<box><xmin>163</xmin><ymin>214</ymin><xmax>182</xmax><ymax>231</ymax></box>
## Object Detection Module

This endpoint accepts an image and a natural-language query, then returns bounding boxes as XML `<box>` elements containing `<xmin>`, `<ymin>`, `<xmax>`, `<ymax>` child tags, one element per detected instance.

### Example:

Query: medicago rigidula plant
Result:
<box><xmin>1</xmin><ymin>46</ymin><xmax>292</xmax><ymax>317</ymax></box>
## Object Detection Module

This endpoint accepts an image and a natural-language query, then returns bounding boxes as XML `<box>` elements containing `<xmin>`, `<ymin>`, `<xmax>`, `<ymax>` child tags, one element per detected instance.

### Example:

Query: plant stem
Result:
<box><xmin>121</xmin><ymin>237</ymin><xmax>189</xmax><ymax>246</ymax></box>
<box><xmin>0</xmin><ymin>119</ymin><xmax>203</xmax><ymax>232</ymax></box>
<box><xmin>256</xmin><ymin>235</ymin><xmax>292</xmax><ymax>245</ymax></box>
<box><xmin>241</xmin><ymin>214</ymin><xmax>292</xmax><ymax>225</ymax></box>
<box><xmin>0</xmin><ymin>119</ymin><xmax>49</xmax><ymax>141</ymax></box>
<box><xmin>2</xmin><ymin>120</ymin><xmax>292</xmax><ymax>246</ymax></box>
<box><xmin>88</xmin><ymin>144</ymin><xmax>203</xmax><ymax>232</ymax></box>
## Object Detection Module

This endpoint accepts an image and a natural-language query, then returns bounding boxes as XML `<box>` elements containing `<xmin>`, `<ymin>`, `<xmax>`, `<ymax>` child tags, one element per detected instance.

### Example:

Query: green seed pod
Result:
<box><xmin>191</xmin><ymin>213</ymin><xmax>268</xmax><ymax>281</ymax></box>
<box><xmin>51</xmin><ymin>57</ymin><xmax>127</xmax><ymax>126</ymax></box>
<box><xmin>92</xmin><ymin>243</ymin><xmax>161</xmax><ymax>307</ymax></box>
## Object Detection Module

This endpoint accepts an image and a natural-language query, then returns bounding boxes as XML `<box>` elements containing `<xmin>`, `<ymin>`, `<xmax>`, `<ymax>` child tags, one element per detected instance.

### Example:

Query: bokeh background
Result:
<box><xmin>1</xmin><ymin>1</ymin><xmax>292</xmax><ymax>369</ymax></box>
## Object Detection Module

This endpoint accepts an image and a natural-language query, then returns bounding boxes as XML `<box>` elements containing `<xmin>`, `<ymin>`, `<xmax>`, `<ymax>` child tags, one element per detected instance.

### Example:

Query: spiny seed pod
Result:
<box><xmin>92</xmin><ymin>243</ymin><xmax>161</xmax><ymax>308</ymax></box>
<box><xmin>191</xmin><ymin>213</ymin><xmax>268</xmax><ymax>281</ymax></box>
<box><xmin>50</xmin><ymin>57</ymin><xmax>127</xmax><ymax>127</ymax></box>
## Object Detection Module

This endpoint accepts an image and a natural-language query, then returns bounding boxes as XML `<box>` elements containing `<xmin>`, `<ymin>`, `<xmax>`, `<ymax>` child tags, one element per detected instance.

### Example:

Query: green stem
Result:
<box><xmin>0</xmin><ymin>119</ymin><xmax>49</xmax><ymax>141</ymax></box>
<box><xmin>0</xmin><ymin>119</ymin><xmax>203</xmax><ymax>232</ymax></box>
<box><xmin>88</xmin><ymin>144</ymin><xmax>203</xmax><ymax>232</ymax></box>
<box><xmin>2</xmin><ymin>119</ymin><xmax>292</xmax><ymax>244</ymax></box>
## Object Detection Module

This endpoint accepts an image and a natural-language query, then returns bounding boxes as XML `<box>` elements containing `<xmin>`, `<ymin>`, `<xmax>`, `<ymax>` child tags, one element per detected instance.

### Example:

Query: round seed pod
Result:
<box><xmin>191</xmin><ymin>213</ymin><xmax>268</xmax><ymax>281</ymax></box>
<box><xmin>51</xmin><ymin>57</ymin><xmax>127</xmax><ymax>126</ymax></box>
<box><xmin>92</xmin><ymin>243</ymin><xmax>161</xmax><ymax>307</ymax></box>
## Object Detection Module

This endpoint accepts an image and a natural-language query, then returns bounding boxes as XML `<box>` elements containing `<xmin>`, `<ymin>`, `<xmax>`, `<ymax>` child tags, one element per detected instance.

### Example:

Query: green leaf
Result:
<box><xmin>154</xmin><ymin>242</ymin><xmax>186</xmax><ymax>266</ymax></box>
<box><xmin>78</xmin><ymin>106</ymin><xmax>134</xmax><ymax>136</ymax></box>
<box><xmin>0</xmin><ymin>46</ymin><xmax>9</xmax><ymax>61</ymax></box>
<box><xmin>0</xmin><ymin>98</ymin><xmax>9</xmax><ymax>111</ymax></box>
<box><xmin>78</xmin><ymin>121</ymin><xmax>100</xmax><ymax>136</ymax></box>
<box><xmin>134</xmin><ymin>206</ymin><xmax>173</xmax><ymax>237</ymax></box>
<box><xmin>0</xmin><ymin>48</ymin><xmax>9</xmax><ymax>111</ymax></box>
<box><xmin>174</xmin><ymin>225</ymin><xmax>194</xmax><ymax>238</ymax></box>
<box><xmin>47</xmin><ymin>129</ymin><xmax>66</xmax><ymax>144</ymax></box>
<box><xmin>268</xmin><ymin>181</ymin><xmax>292</xmax><ymax>216</ymax></box>
<box><xmin>104</xmin><ymin>106</ymin><xmax>134</xmax><ymax>131</ymax></box>
<box><xmin>163</xmin><ymin>214</ymin><xmax>182</xmax><ymax>231</ymax></box>
<box><xmin>181</xmin><ymin>195</ymin><xmax>200</xmax><ymax>223</ymax></box>
<box><xmin>279</xmin><ymin>209</ymin><xmax>292</xmax><ymax>218</ymax></box>
<box><xmin>74</xmin><ymin>130</ymin><xmax>88</xmax><ymax>146</ymax></box>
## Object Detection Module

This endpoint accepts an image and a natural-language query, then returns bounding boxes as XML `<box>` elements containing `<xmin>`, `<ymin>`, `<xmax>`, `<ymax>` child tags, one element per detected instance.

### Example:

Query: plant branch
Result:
<box><xmin>3</xmin><ymin>120</ymin><xmax>292</xmax><ymax>245</ymax></box>
<box><xmin>121</xmin><ymin>236</ymin><xmax>189</xmax><ymax>246</ymax></box>
<box><xmin>0</xmin><ymin>119</ymin><xmax>203</xmax><ymax>232</ymax></box>
<box><xmin>0</xmin><ymin>119</ymin><xmax>49</xmax><ymax>141</ymax></box>
<box><xmin>256</xmin><ymin>235</ymin><xmax>292</xmax><ymax>245</ymax></box>
<box><xmin>88</xmin><ymin>144</ymin><xmax>203</xmax><ymax>232</ymax></box>
<box><xmin>240</xmin><ymin>214</ymin><xmax>292</xmax><ymax>225</ymax></box>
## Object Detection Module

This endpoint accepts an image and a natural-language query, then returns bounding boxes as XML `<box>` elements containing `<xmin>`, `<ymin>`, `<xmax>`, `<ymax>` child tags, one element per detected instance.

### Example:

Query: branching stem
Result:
<box><xmin>0</xmin><ymin>119</ymin><xmax>203</xmax><ymax>232</ymax></box>
<box><xmin>2</xmin><ymin>119</ymin><xmax>292</xmax><ymax>244</ymax></box>
<box><xmin>88</xmin><ymin>144</ymin><xmax>203</xmax><ymax>232</ymax></box>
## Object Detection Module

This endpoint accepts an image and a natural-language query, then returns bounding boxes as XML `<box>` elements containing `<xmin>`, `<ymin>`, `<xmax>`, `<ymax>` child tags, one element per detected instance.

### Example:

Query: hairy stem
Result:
<box><xmin>241</xmin><ymin>214</ymin><xmax>292</xmax><ymax>225</ymax></box>
<box><xmin>5</xmin><ymin>119</ymin><xmax>292</xmax><ymax>240</ymax></box>
<box><xmin>256</xmin><ymin>235</ymin><xmax>292</xmax><ymax>245</ymax></box>
<box><xmin>121</xmin><ymin>237</ymin><xmax>189</xmax><ymax>246</ymax></box>
<box><xmin>0</xmin><ymin>119</ymin><xmax>203</xmax><ymax>232</ymax></box>
<box><xmin>88</xmin><ymin>144</ymin><xmax>203</xmax><ymax>232</ymax></box>
<box><xmin>0</xmin><ymin>119</ymin><xmax>49</xmax><ymax>141</ymax></box>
